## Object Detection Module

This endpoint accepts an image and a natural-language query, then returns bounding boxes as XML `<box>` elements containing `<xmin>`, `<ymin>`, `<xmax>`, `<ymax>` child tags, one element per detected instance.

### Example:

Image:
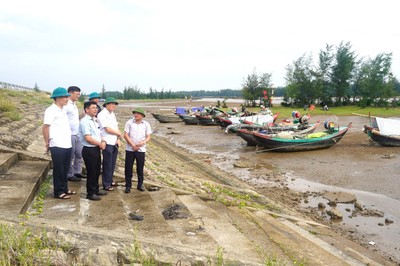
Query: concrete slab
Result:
<box><xmin>0</xmin><ymin>152</ymin><xmax>18</xmax><ymax>174</ymax></box>
<box><xmin>149</xmin><ymin>188</ymin><xmax>219</xmax><ymax>251</ymax></box>
<box><xmin>0</xmin><ymin>160</ymin><xmax>49</xmax><ymax>216</ymax></box>
<box><xmin>250</xmin><ymin>210</ymin><xmax>365</xmax><ymax>266</ymax></box>
<box><xmin>120</xmin><ymin>188</ymin><xmax>176</xmax><ymax>238</ymax></box>
<box><xmin>179</xmin><ymin>194</ymin><xmax>262</xmax><ymax>264</ymax></box>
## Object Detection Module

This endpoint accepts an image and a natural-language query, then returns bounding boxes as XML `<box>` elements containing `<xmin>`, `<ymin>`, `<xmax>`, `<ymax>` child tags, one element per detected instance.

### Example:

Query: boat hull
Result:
<box><xmin>152</xmin><ymin>113</ymin><xmax>182</xmax><ymax>123</ymax></box>
<box><xmin>195</xmin><ymin>115</ymin><xmax>218</xmax><ymax>125</ymax></box>
<box><xmin>364</xmin><ymin>125</ymin><xmax>400</xmax><ymax>147</ymax></box>
<box><xmin>237</xmin><ymin>129</ymin><xmax>258</xmax><ymax>146</ymax></box>
<box><xmin>179</xmin><ymin>114</ymin><xmax>199</xmax><ymax>125</ymax></box>
<box><xmin>253</xmin><ymin>124</ymin><xmax>350</xmax><ymax>152</ymax></box>
<box><xmin>236</xmin><ymin>122</ymin><xmax>320</xmax><ymax>146</ymax></box>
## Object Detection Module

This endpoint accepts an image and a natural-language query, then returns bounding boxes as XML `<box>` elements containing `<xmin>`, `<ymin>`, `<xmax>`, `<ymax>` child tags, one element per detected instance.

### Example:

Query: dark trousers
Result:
<box><xmin>82</xmin><ymin>146</ymin><xmax>101</xmax><ymax>196</ymax></box>
<box><xmin>102</xmin><ymin>144</ymin><xmax>118</xmax><ymax>189</ymax></box>
<box><xmin>49</xmin><ymin>147</ymin><xmax>72</xmax><ymax>197</ymax></box>
<box><xmin>125</xmin><ymin>151</ymin><xmax>145</xmax><ymax>189</ymax></box>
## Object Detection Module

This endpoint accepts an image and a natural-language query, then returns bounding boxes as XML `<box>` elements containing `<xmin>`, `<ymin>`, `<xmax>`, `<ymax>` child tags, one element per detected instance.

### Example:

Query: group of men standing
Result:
<box><xmin>42</xmin><ymin>86</ymin><xmax>152</xmax><ymax>201</ymax></box>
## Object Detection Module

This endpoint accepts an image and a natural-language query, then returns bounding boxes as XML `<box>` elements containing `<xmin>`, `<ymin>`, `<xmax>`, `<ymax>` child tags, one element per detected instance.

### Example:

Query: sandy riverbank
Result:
<box><xmin>116</xmin><ymin>98</ymin><xmax>400</xmax><ymax>263</ymax></box>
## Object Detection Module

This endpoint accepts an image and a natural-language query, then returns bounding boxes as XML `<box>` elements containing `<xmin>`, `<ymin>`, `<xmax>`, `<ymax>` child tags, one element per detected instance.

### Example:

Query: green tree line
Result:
<box><xmin>241</xmin><ymin>41</ymin><xmax>400</xmax><ymax>108</ymax></box>
<box><xmin>283</xmin><ymin>41</ymin><xmax>400</xmax><ymax>108</ymax></box>
<box><xmin>99</xmin><ymin>87</ymin><xmax>244</xmax><ymax>100</ymax></box>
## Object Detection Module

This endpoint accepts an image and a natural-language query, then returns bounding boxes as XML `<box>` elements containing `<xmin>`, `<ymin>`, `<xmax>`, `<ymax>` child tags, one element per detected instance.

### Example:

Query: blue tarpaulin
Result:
<box><xmin>175</xmin><ymin>106</ymin><xmax>204</xmax><ymax>114</ymax></box>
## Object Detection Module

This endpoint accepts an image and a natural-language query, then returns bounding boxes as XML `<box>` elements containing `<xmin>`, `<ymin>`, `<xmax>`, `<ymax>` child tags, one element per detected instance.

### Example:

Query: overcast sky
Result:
<box><xmin>1</xmin><ymin>0</ymin><xmax>399</xmax><ymax>94</ymax></box>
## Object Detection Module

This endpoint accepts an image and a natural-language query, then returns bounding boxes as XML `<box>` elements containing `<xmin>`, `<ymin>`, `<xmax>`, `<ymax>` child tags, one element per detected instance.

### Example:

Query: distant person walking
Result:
<box><xmin>42</xmin><ymin>87</ymin><xmax>75</xmax><ymax>199</ymax></box>
<box><xmin>80</xmin><ymin>101</ymin><xmax>107</xmax><ymax>201</ymax></box>
<box><xmin>97</xmin><ymin>97</ymin><xmax>121</xmax><ymax>191</ymax></box>
<box><xmin>123</xmin><ymin>108</ymin><xmax>152</xmax><ymax>193</ymax></box>
<box><xmin>88</xmin><ymin>92</ymin><xmax>102</xmax><ymax>116</ymax></box>
<box><xmin>65</xmin><ymin>86</ymin><xmax>85</xmax><ymax>182</ymax></box>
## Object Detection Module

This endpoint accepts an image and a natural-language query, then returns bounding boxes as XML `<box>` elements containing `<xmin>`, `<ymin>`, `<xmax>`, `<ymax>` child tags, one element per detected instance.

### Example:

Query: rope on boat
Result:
<box><xmin>254</xmin><ymin>141</ymin><xmax>324</xmax><ymax>153</ymax></box>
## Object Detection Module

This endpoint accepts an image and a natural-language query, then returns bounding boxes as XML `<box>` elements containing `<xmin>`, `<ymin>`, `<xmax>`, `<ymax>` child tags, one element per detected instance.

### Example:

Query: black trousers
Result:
<box><xmin>49</xmin><ymin>147</ymin><xmax>72</xmax><ymax>197</ymax></box>
<box><xmin>82</xmin><ymin>146</ymin><xmax>101</xmax><ymax>196</ymax></box>
<box><xmin>102</xmin><ymin>144</ymin><xmax>118</xmax><ymax>189</ymax></box>
<box><xmin>125</xmin><ymin>151</ymin><xmax>145</xmax><ymax>189</ymax></box>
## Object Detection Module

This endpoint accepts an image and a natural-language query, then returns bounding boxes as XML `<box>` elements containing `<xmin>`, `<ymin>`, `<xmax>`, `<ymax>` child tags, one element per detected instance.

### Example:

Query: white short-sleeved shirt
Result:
<box><xmin>124</xmin><ymin>119</ymin><xmax>152</xmax><ymax>152</ymax></box>
<box><xmin>97</xmin><ymin>108</ymin><xmax>119</xmax><ymax>145</ymax></box>
<box><xmin>64</xmin><ymin>99</ymin><xmax>80</xmax><ymax>135</ymax></box>
<box><xmin>44</xmin><ymin>103</ymin><xmax>72</xmax><ymax>148</ymax></box>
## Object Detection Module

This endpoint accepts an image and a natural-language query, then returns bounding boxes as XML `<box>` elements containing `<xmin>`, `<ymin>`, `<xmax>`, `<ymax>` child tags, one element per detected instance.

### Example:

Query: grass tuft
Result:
<box><xmin>0</xmin><ymin>223</ymin><xmax>68</xmax><ymax>265</ymax></box>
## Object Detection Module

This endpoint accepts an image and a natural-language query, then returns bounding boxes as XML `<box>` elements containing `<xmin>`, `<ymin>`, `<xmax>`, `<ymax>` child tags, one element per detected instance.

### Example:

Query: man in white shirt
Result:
<box><xmin>97</xmin><ymin>97</ymin><xmax>121</xmax><ymax>191</ymax></box>
<box><xmin>42</xmin><ymin>87</ymin><xmax>75</xmax><ymax>199</ymax></box>
<box><xmin>123</xmin><ymin>108</ymin><xmax>152</xmax><ymax>193</ymax></box>
<box><xmin>64</xmin><ymin>86</ymin><xmax>85</xmax><ymax>182</ymax></box>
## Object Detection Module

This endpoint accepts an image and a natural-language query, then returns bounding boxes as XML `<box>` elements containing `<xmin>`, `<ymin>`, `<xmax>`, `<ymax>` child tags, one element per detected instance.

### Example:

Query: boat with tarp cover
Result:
<box><xmin>363</xmin><ymin>117</ymin><xmax>400</xmax><ymax>147</ymax></box>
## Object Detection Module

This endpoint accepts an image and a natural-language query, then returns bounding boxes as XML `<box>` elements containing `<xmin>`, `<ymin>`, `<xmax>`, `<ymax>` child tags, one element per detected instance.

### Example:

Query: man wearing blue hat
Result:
<box><xmin>88</xmin><ymin>92</ymin><xmax>102</xmax><ymax>116</ymax></box>
<box><xmin>123</xmin><ymin>108</ymin><xmax>152</xmax><ymax>193</ymax></box>
<box><xmin>42</xmin><ymin>87</ymin><xmax>75</xmax><ymax>199</ymax></box>
<box><xmin>97</xmin><ymin>97</ymin><xmax>122</xmax><ymax>191</ymax></box>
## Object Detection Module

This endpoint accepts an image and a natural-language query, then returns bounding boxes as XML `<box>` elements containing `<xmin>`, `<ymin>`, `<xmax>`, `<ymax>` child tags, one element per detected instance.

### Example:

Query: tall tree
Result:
<box><xmin>316</xmin><ymin>44</ymin><xmax>334</xmax><ymax>105</ymax></box>
<box><xmin>330</xmin><ymin>42</ymin><xmax>357</xmax><ymax>105</ymax></box>
<box><xmin>284</xmin><ymin>54</ymin><xmax>316</xmax><ymax>107</ymax></box>
<box><xmin>358</xmin><ymin>53</ymin><xmax>394</xmax><ymax>106</ymax></box>
<box><xmin>241</xmin><ymin>70</ymin><xmax>272</xmax><ymax>106</ymax></box>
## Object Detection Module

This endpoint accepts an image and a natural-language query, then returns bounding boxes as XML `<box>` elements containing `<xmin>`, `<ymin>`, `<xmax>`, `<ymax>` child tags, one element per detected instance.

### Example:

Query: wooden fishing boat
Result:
<box><xmin>363</xmin><ymin>117</ymin><xmax>400</xmax><ymax>147</ymax></box>
<box><xmin>178</xmin><ymin>114</ymin><xmax>199</xmax><ymax>125</ymax></box>
<box><xmin>195</xmin><ymin>114</ymin><xmax>218</xmax><ymax>125</ymax></box>
<box><xmin>237</xmin><ymin>122</ymin><xmax>320</xmax><ymax>146</ymax></box>
<box><xmin>253</xmin><ymin>122</ymin><xmax>351</xmax><ymax>152</ymax></box>
<box><xmin>152</xmin><ymin>113</ymin><xmax>182</xmax><ymax>123</ymax></box>
<box><xmin>237</xmin><ymin>128</ymin><xmax>260</xmax><ymax>146</ymax></box>
<box><xmin>217</xmin><ymin>113</ymin><xmax>277</xmax><ymax>129</ymax></box>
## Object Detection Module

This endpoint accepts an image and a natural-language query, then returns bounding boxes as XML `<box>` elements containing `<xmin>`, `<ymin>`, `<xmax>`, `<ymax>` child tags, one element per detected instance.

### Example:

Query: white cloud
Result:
<box><xmin>1</xmin><ymin>0</ymin><xmax>399</xmax><ymax>92</ymax></box>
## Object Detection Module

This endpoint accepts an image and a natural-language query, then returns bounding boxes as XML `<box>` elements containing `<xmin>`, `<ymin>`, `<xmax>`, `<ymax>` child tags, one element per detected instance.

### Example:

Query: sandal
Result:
<box><xmin>104</xmin><ymin>187</ymin><xmax>114</xmax><ymax>191</ymax></box>
<box><xmin>111</xmin><ymin>182</ymin><xmax>118</xmax><ymax>187</ymax></box>
<box><xmin>66</xmin><ymin>190</ymin><xmax>76</xmax><ymax>195</ymax></box>
<box><xmin>55</xmin><ymin>193</ymin><xmax>70</xmax><ymax>199</ymax></box>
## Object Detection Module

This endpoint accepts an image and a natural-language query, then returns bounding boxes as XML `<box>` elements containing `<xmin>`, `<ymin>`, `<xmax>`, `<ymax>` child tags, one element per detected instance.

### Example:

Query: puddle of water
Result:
<box><xmin>288</xmin><ymin>173</ymin><xmax>400</xmax><ymax>262</ymax></box>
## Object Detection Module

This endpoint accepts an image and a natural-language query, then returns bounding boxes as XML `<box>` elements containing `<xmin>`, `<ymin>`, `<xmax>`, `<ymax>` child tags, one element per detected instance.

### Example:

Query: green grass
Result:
<box><xmin>245</xmin><ymin>105</ymin><xmax>399</xmax><ymax>118</ymax></box>
<box><xmin>0</xmin><ymin>91</ymin><xmax>21</xmax><ymax>121</ymax></box>
<box><xmin>0</xmin><ymin>223</ymin><xmax>70</xmax><ymax>266</ymax></box>
<box><xmin>0</xmin><ymin>88</ymin><xmax>52</xmax><ymax>121</ymax></box>
<box><xmin>0</xmin><ymin>92</ymin><xmax>16</xmax><ymax>112</ymax></box>
<box><xmin>29</xmin><ymin>176</ymin><xmax>51</xmax><ymax>216</ymax></box>
<box><xmin>203</xmin><ymin>182</ymin><xmax>278</xmax><ymax>211</ymax></box>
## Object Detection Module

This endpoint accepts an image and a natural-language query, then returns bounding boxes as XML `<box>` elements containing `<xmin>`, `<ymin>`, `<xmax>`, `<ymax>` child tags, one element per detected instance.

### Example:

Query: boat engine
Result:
<box><xmin>324</xmin><ymin>121</ymin><xmax>335</xmax><ymax>133</ymax></box>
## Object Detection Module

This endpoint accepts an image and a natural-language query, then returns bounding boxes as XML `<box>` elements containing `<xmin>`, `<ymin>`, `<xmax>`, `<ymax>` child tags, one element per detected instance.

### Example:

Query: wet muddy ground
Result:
<box><xmin>119</xmin><ymin>99</ymin><xmax>400</xmax><ymax>263</ymax></box>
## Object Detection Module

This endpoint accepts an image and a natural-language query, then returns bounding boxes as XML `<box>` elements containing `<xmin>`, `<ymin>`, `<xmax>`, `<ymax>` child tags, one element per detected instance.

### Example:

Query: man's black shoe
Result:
<box><xmin>75</xmin><ymin>173</ymin><xmax>87</xmax><ymax>178</ymax></box>
<box><xmin>68</xmin><ymin>176</ymin><xmax>81</xmax><ymax>182</ymax></box>
<box><xmin>96</xmin><ymin>191</ymin><xmax>108</xmax><ymax>196</ymax></box>
<box><xmin>137</xmin><ymin>186</ymin><xmax>145</xmax><ymax>192</ymax></box>
<box><xmin>125</xmin><ymin>188</ymin><xmax>131</xmax><ymax>193</ymax></box>
<box><xmin>86</xmin><ymin>194</ymin><xmax>101</xmax><ymax>201</ymax></box>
